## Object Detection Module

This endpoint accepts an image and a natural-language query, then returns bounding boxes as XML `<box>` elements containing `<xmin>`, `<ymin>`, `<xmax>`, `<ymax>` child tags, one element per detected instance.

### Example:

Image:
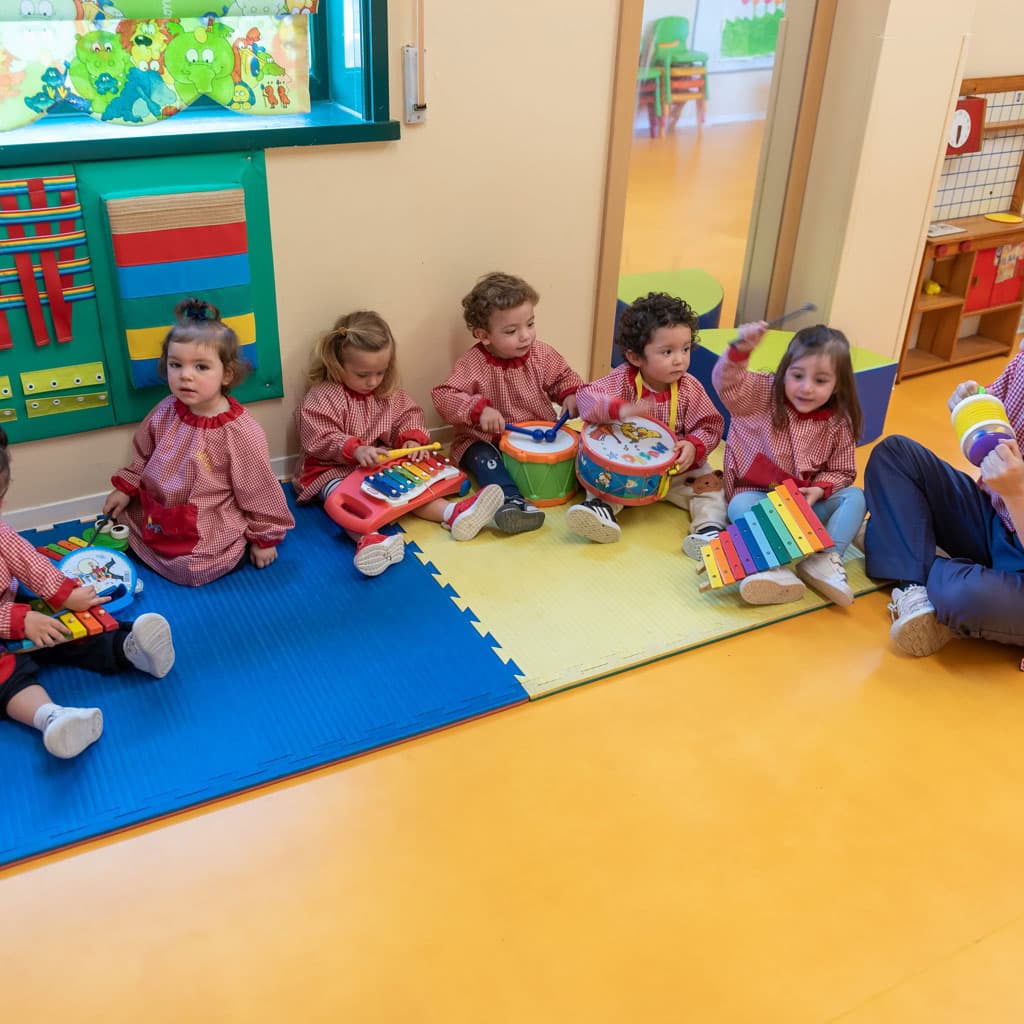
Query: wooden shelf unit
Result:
<box><xmin>899</xmin><ymin>75</ymin><xmax>1024</xmax><ymax>381</ymax></box>
<box><xmin>900</xmin><ymin>219</ymin><xmax>1024</xmax><ymax>379</ymax></box>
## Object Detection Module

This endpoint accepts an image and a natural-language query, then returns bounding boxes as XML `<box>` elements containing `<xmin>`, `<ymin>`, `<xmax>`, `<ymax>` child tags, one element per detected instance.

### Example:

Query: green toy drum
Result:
<box><xmin>499</xmin><ymin>421</ymin><xmax>580</xmax><ymax>507</ymax></box>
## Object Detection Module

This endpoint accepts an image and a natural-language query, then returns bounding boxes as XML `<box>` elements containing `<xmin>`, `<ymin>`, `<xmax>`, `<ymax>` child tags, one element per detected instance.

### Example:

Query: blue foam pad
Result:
<box><xmin>0</xmin><ymin>490</ymin><xmax>527</xmax><ymax>866</ymax></box>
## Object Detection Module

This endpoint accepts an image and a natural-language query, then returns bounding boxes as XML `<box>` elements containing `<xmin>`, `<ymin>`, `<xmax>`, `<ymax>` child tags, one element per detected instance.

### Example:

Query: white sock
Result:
<box><xmin>442</xmin><ymin>502</ymin><xmax>456</xmax><ymax>526</ymax></box>
<box><xmin>32</xmin><ymin>702</ymin><xmax>60</xmax><ymax>732</ymax></box>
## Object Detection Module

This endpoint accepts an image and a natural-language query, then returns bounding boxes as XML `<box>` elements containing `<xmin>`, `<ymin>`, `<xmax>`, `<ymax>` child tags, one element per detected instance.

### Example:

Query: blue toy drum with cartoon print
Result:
<box><xmin>575</xmin><ymin>415</ymin><xmax>678</xmax><ymax>506</ymax></box>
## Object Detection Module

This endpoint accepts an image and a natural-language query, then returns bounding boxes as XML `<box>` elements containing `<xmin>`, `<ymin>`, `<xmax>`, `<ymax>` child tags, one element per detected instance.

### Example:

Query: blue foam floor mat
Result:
<box><xmin>0</xmin><ymin>491</ymin><xmax>528</xmax><ymax>866</ymax></box>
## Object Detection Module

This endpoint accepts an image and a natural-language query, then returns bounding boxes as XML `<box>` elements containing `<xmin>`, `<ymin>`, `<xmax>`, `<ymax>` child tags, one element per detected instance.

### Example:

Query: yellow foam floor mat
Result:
<box><xmin>402</xmin><ymin>499</ymin><xmax>882</xmax><ymax>699</ymax></box>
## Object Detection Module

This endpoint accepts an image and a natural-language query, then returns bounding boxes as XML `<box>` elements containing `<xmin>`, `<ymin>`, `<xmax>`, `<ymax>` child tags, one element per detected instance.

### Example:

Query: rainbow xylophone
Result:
<box><xmin>324</xmin><ymin>453</ymin><xmax>466</xmax><ymax>534</ymax></box>
<box><xmin>698</xmin><ymin>478</ymin><xmax>834</xmax><ymax>592</ymax></box>
<box><xmin>5</xmin><ymin>603</ymin><xmax>120</xmax><ymax>654</ymax></box>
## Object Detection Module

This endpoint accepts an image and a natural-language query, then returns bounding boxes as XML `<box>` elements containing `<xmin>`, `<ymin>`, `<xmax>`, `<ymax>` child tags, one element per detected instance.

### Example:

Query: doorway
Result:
<box><xmin>621</xmin><ymin>0</ymin><xmax>781</xmax><ymax>331</ymax></box>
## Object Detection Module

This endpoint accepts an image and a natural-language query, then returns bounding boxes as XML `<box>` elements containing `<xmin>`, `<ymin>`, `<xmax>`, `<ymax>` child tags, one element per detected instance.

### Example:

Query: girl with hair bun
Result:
<box><xmin>103</xmin><ymin>298</ymin><xmax>294</xmax><ymax>587</ymax></box>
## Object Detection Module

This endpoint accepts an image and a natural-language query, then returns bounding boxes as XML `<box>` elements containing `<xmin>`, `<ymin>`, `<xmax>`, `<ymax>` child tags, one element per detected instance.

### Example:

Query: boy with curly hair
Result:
<box><xmin>569</xmin><ymin>291</ymin><xmax>727</xmax><ymax>553</ymax></box>
<box><xmin>432</xmin><ymin>272</ymin><xmax>584</xmax><ymax>534</ymax></box>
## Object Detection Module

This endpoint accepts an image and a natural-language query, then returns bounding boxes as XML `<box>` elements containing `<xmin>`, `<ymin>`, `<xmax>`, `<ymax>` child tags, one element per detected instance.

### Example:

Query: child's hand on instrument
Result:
<box><xmin>562</xmin><ymin>394</ymin><xmax>579</xmax><ymax>418</ymax></box>
<box><xmin>980</xmin><ymin>440</ymin><xmax>1024</xmax><ymax>499</ymax></box>
<box><xmin>402</xmin><ymin>442</ymin><xmax>429</xmax><ymax>463</ymax></box>
<box><xmin>63</xmin><ymin>585</ymin><xmax>109</xmax><ymax>612</ymax></box>
<box><xmin>354</xmin><ymin>445</ymin><xmax>389</xmax><ymax>468</ymax></box>
<box><xmin>947</xmin><ymin>380</ymin><xmax>981</xmax><ymax>412</ymax></box>
<box><xmin>674</xmin><ymin>440</ymin><xmax>696</xmax><ymax>471</ymax></box>
<box><xmin>480</xmin><ymin>407</ymin><xmax>506</xmax><ymax>434</ymax></box>
<box><xmin>799</xmin><ymin>485</ymin><xmax>826</xmax><ymax>506</ymax></box>
<box><xmin>730</xmin><ymin>320</ymin><xmax>769</xmax><ymax>354</ymax></box>
<box><xmin>249</xmin><ymin>543</ymin><xmax>278</xmax><ymax>569</ymax></box>
<box><xmin>24</xmin><ymin>610</ymin><xmax>71</xmax><ymax>648</ymax></box>
<box><xmin>103</xmin><ymin>488</ymin><xmax>131</xmax><ymax>519</ymax></box>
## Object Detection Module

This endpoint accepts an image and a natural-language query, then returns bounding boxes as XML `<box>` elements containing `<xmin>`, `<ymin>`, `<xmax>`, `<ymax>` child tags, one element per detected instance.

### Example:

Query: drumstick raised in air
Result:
<box><xmin>727</xmin><ymin>302</ymin><xmax>817</xmax><ymax>348</ymax></box>
<box><xmin>378</xmin><ymin>442</ymin><xmax>442</xmax><ymax>461</ymax></box>
<box><xmin>544</xmin><ymin>408</ymin><xmax>572</xmax><ymax>443</ymax></box>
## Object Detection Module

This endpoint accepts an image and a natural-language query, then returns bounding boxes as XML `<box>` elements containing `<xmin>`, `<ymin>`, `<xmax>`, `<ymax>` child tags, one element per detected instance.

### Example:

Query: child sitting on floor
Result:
<box><xmin>293</xmin><ymin>310</ymin><xmax>503</xmax><ymax>577</ymax></box>
<box><xmin>0</xmin><ymin>429</ymin><xmax>175</xmax><ymax>760</ymax></box>
<box><xmin>864</xmin><ymin>353</ymin><xmax>1024</xmax><ymax>656</ymax></box>
<box><xmin>431</xmin><ymin>272</ymin><xmax>584</xmax><ymax>534</ymax></box>
<box><xmin>104</xmin><ymin>298</ymin><xmax>294</xmax><ymax>587</ymax></box>
<box><xmin>569</xmin><ymin>291</ymin><xmax>727</xmax><ymax>552</ymax></box>
<box><xmin>712</xmin><ymin>322</ymin><xmax>866</xmax><ymax>607</ymax></box>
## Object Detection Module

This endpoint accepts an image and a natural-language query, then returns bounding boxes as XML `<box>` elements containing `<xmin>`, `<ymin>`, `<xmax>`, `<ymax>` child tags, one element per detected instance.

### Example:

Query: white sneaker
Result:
<box><xmin>353</xmin><ymin>532</ymin><xmax>405</xmax><ymax>577</ymax></box>
<box><xmin>682</xmin><ymin>529</ymin><xmax>719</xmax><ymax>561</ymax></box>
<box><xmin>446</xmin><ymin>484</ymin><xmax>504</xmax><ymax>541</ymax></box>
<box><xmin>123</xmin><ymin>613</ymin><xmax>175</xmax><ymax>678</ymax></box>
<box><xmin>738</xmin><ymin>567</ymin><xmax>805</xmax><ymax>605</ymax></box>
<box><xmin>42</xmin><ymin>707</ymin><xmax>103</xmax><ymax>759</ymax></box>
<box><xmin>796</xmin><ymin>549</ymin><xmax>854</xmax><ymax>607</ymax></box>
<box><xmin>566</xmin><ymin>499</ymin><xmax>621</xmax><ymax>544</ymax></box>
<box><xmin>887</xmin><ymin>584</ymin><xmax>952</xmax><ymax>656</ymax></box>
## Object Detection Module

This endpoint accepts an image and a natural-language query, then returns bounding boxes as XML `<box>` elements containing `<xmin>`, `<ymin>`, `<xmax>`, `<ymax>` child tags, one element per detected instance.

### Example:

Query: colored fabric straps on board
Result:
<box><xmin>0</xmin><ymin>174</ymin><xmax>93</xmax><ymax>349</ymax></box>
<box><xmin>105</xmin><ymin>188</ymin><xmax>258</xmax><ymax>389</ymax></box>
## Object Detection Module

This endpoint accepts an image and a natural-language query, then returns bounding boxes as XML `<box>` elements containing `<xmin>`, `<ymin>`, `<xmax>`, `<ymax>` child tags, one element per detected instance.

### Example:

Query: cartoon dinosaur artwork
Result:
<box><xmin>75</xmin><ymin>0</ymin><xmax>125</xmax><ymax>20</ymax></box>
<box><xmin>101</xmin><ymin>64</ymin><xmax>177</xmax><ymax>123</ymax></box>
<box><xmin>68</xmin><ymin>29</ymin><xmax>130</xmax><ymax>115</ymax></box>
<box><xmin>163</xmin><ymin>21</ymin><xmax>235</xmax><ymax>107</ymax></box>
<box><xmin>231</xmin><ymin>28</ymin><xmax>285</xmax><ymax>85</ymax></box>
<box><xmin>228</xmin><ymin>80</ymin><xmax>256</xmax><ymax>111</ymax></box>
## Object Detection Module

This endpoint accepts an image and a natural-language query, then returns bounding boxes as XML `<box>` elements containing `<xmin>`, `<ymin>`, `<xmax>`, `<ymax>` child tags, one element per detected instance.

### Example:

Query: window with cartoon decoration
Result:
<box><xmin>0</xmin><ymin>2</ymin><xmax>318</xmax><ymax>130</ymax></box>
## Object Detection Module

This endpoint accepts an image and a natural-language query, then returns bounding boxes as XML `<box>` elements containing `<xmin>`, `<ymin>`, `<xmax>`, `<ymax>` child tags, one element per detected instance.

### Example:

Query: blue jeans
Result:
<box><xmin>864</xmin><ymin>435</ymin><xmax>1024</xmax><ymax>646</ymax></box>
<box><xmin>460</xmin><ymin>441</ymin><xmax>520</xmax><ymax>501</ymax></box>
<box><xmin>727</xmin><ymin>485</ymin><xmax>866</xmax><ymax>555</ymax></box>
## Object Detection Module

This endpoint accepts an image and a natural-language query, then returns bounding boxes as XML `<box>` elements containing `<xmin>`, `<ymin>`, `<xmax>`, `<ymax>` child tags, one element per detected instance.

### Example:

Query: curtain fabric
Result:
<box><xmin>0</xmin><ymin>3</ymin><xmax>317</xmax><ymax>130</ymax></box>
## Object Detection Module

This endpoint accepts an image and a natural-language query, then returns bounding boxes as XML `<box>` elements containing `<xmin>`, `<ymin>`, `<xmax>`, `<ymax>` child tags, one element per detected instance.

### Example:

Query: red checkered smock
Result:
<box><xmin>431</xmin><ymin>341</ymin><xmax>584</xmax><ymax>464</ymax></box>
<box><xmin>0</xmin><ymin>523</ymin><xmax>80</xmax><ymax>686</ymax></box>
<box><xmin>576</xmin><ymin>363</ymin><xmax>724</xmax><ymax>468</ymax></box>
<box><xmin>292</xmin><ymin>381</ymin><xmax>431</xmax><ymax>503</ymax></box>
<box><xmin>111</xmin><ymin>396</ymin><xmax>294</xmax><ymax>587</ymax></box>
<box><xmin>984</xmin><ymin>351</ymin><xmax>1024</xmax><ymax>533</ymax></box>
<box><xmin>712</xmin><ymin>348</ymin><xmax>857</xmax><ymax>500</ymax></box>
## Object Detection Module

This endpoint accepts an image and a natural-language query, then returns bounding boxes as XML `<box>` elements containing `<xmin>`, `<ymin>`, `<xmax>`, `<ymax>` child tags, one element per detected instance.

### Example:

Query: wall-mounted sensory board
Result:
<box><xmin>0</xmin><ymin>150</ymin><xmax>281</xmax><ymax>442</ymax></box>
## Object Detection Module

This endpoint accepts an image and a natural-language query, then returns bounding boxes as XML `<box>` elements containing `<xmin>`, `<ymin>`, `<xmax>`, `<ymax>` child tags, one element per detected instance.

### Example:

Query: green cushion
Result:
<box><xmin>618</xmin><ymin>269</ymin><xmax>723</xmax><ymax>317</ymax></box>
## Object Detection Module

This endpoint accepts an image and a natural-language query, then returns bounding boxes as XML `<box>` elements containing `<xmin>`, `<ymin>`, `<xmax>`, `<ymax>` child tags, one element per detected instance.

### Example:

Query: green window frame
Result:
<box><xmin>0</xmin><ymin>0</ymin><xmax>399</xmax><ymax>170</ymax></box>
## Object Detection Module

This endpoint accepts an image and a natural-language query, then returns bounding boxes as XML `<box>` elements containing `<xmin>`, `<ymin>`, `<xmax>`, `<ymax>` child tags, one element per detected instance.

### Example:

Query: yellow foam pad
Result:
<box><xmin>402</xmin><ymin>499</ymin><xmax>881</xmax><ymax>699</ymax></box>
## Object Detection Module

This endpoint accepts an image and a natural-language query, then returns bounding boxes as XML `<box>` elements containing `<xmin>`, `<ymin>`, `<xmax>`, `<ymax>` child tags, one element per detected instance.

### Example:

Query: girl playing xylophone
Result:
<box><xmin>104</xmin><ymin>298</ymin><xmax>294</xmax><ymax>587</ymax></box>
<box><xmin>712</xmin><ymin>322</ymin><xmax>866</xmax><ymax>607</ymax></box>
<box><xmin>293</xmin><ymin>311</ymin><xmax>503</xmax><ymax>577</ymax></box>
<box><xmin>0</xmin><ymin>429</ymin><xmax>175</xmax><ymax>760</ymax></box>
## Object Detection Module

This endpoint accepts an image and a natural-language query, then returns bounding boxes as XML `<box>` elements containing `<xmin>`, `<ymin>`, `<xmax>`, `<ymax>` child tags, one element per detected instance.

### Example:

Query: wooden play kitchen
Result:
<box><xmin>899</xmin><ymin>75</ymin><xmax>1024</xmax><ymax>380</ymax></box>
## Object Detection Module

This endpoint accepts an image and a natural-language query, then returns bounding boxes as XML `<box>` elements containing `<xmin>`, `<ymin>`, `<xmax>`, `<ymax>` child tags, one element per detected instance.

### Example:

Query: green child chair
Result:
<box><xmin>647</xmin><ymin>16</ymin><xmax>709</xmax><ymax>130</ymax></box>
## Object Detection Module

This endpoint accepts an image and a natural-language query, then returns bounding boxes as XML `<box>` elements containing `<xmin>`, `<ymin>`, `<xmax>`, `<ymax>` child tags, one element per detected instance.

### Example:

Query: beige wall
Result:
<box><xmin>965</xmin><ymin>0</ymin><xmax>1021</xmax><ymax>77</ymax></box>
<box><xmin>8</xmin><ymin>0</ymin><xmax>620</xmax><ymax>517</ymax></box>
<box><xmin>786</xmin><ymin>0</ymin><xmax>976</xmax><ymax>359</ymax></box>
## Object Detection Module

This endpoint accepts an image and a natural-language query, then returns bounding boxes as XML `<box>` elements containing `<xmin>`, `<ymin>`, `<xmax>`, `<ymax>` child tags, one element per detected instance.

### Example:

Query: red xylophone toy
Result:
<box><xmin>324</xmin><ymin>446</ymin><xmax>466</xmax><ymax>534</ymax></box>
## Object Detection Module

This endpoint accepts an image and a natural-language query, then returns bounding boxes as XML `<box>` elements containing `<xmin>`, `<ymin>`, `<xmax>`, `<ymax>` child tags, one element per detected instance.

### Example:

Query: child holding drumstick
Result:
<box><xmin>568</xmin><ymin>291</ymin><xmax>727</xmax><ymax>551</ymax></box>
<box><xmin>432</xmin><ymin>272</ymin><xmax>584</xmax><ymax>534</ymax></box>
<box><xmin>294</xmin><ymin>310</ymin><xmax>504</xmax><ymax>577</ymax></box>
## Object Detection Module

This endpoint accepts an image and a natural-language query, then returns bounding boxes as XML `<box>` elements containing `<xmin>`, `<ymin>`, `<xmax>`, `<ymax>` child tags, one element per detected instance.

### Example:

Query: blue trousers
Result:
<box><xmin>460</xmin><ymin>441</ymin><xmax>520</xmax><ymax>501</ymax></box>
<box><xmin>727</xmin><ymin>485</ymin><xmax>866</xmax><ymax>555</ymax></box>
<box><xmin>864</xmin><ymin>435</ymin><xmax>1024</xmax><ymax>646</ymax></box>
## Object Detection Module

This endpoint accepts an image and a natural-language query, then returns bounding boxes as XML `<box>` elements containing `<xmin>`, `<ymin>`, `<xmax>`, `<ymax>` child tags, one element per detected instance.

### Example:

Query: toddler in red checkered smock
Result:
<box><xmin>568</xmin><ymin>291</ymin><xmax>727</xmax><ymax>550</ymax></box>
<box><xmin>293</xmin><ymin>311</ymin><xmax>504</xmax><ymax>577</ymax></box>
<box><xmin>711</xmin><ymin>322</ymin><xmax>866</xmax><ymax>608</ymax></box>
<box><xmin>103</xmin><ymin>299</ymin><xmax>295</xmax><ymax>587</ymax></box>
<box><xmin>0</xmin><ymin>429</ymin><xmax>175</xmax><ymax>760</ymax></box>
<box><xmin>431</xmin><ymin>272</ymin><xmax>584</xmax><ymax>535</ymax></box>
